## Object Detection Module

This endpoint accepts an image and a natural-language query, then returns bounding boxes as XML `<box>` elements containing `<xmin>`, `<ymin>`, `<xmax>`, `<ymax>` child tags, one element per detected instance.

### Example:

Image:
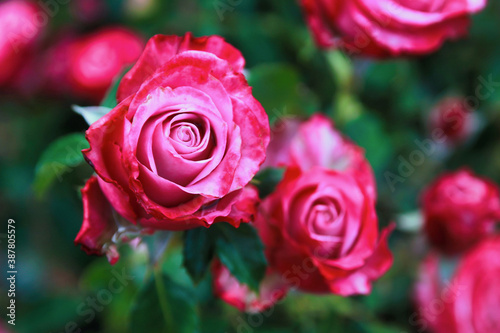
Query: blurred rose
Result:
<box><xmin>39</xmin><ymin>33</ymin><xmax>74</xmax><ymax>97</ymax></box>
<box><xmin>422</xmin><ymin>169</ymin><xmax>500</xmax><ymax>255</ymax></box>
<box><xmin>0</xmin><ymin>0</ymin><xmax>44</xmax><ymax>87</ymax></box>
<box><xmin>76</xmin><ymin>33</ymin><xmax>269</xmax><ymax>261</ymax></box>
<box><xmin>428</xmin><ymin>97</ymin><xmax>475</xmax><ymax>146</ymax></box>
<box><xmin>300</xmin><ymin>0</ymin><xmax>487</xmax><ymax>57</ymax></box>
<box><xmin>255</xmin><ymin>167</ymin><xmax>393</xmax><ymax>295</ymax></box>
<box><xmin>212</xmin><ymin>260</ymin><xmax>289</xmax><ymax>313</ymax></box>
<box><xmin>415</xmin><ymin>237</ymin><xmax>500</xmax><ymax>333</ymax></box>
<box><xmin>43</xmin><ymin>27</ymin><xmax>144</xmax><ymax>103</ymax></box>
<box><xmin>70</xmin><ymin>0</ymin><xmax>106</xmax><ymax>22</ymax></box>
<box><xmin>414</xmin><ymin>254</ymin><xmax>447</xmax><ymax>333</ymax></box>
<box><xmin>263</xmin><ymin>114</ymin><xmax>375</xmax><ymax>199</ymax></box>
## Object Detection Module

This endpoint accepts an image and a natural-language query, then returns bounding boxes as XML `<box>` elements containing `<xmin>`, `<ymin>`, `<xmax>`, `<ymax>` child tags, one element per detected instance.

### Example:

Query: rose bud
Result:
<box><xmin>421</xmin><ymin>169</ymin><xmax>500</xmax><ymax>255</ymax></box>
<box><xmin>428</xmin><ymin>97</ymin><xmax>476</xmax><ymax>146</ymax></box>
<box><xmin>300</xmin><ymin>0</ymin><xmax>486</xmax><ymax>57</ymax></box>
<box><xmin>415</xmin><ymin>237</ymin><xmax>500</xmax><ymax>333</ymax></box>
<box><xmin>255</xmin><ymin>167</ymin><xmax>393</xmax><ymax>295</ymax></box>
<box><xmin>0</xmin><ymin>0</ymin><xmax>44</xmax><ymax>87</ymax></box>
<box><xmin>75</xmin><ymin>33</ymin><xmax>269</xmax><ymax>262</ymax></box>
<box><xmin>263</xmin><ymin>113</ymin><xmax>375</xmax><ymax>199</ymax></box>
<box><xmin>43</xmin><ymin>27</ymin><xmax>144</xmax><ymax>103</ymax></box>
<box><xmin>212</xmin><ymin>260</ymin><xmax>289</xmax><ymax>313</ymax></box>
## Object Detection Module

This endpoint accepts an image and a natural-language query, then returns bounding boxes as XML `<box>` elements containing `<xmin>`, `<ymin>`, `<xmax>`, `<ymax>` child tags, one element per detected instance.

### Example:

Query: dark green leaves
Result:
<box><xmin>213</xmin><ymin>223</ymin><xmax>267</xmax><ymax>291</ymax></box>
<box><xmin>130</xmin><ymin>270</ymin><xmax>198</xmax><ymax>333</ymax></box>
<box><xmin>344</xmin><ymin>114</ymin><xmax>393</xmax><ymax>177</ymax></box>
<box><xmin>247</xmin><ymin>63</ymin><xmax>318</xmax><ymax>124</ymax></box>
<box><xmin>33</xmin><ymin>133</ymin><xmax>89</xmax><ymax>197</ymax></box>
<box><xmin>183</xmin><ymin>227</ymin><xmax>216</xmax><ymax>284</ymax></box>
<box><xmin>183</xmin><ymin>223</ymin><xmax>267</xmax><ymax>291</ymax></box>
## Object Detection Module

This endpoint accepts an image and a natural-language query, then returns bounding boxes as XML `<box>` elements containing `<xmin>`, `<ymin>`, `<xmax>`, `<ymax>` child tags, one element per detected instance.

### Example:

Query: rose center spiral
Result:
<box><xmin>307</xmin><ymin>198</ymin><xmax>344</xmax><ymax>237</ymax></box>
<box><xmin>169</xmin><ymin>121</ymin><xmax>203</xmax><ymax>148</ymax></box>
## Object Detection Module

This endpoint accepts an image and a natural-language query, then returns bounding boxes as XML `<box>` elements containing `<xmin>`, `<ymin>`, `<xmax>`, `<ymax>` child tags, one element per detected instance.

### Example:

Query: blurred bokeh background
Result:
<box><xmin>2</xmin><ymin>0</ymin><xmax>500</xmax><ymax>332</ymax></box>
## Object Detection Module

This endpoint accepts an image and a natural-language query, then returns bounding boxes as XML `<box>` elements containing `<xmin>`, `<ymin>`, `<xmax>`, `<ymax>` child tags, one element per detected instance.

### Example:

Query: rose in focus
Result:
<box><xmin>300</xmin><ymin>0</ymin><xmax>487</xmax><ymax>57</ymax></box>
<box><xmin>76</xmin><ymin>33</ymin><xmax>269</xmax><ymax>261</ymax></box>
<box><xmin>421</xmin><ymin>169</ymin><xmax>500</xmax><ymax>255</ymax></box>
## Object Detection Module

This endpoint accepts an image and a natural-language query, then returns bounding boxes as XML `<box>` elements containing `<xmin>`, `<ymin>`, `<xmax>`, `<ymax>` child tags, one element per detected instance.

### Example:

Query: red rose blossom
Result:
<box><xmin>421</xmin><ymin>169</ymin><xmax>500</xmax><ymax>255</ymax></box>
<box><xmin>415</xmin><ymin>237</ymin><xmax>500</xmax><ymax>333</ymax></box>
<box><xmin>255</xmin><ymin>167</ymin><xmax>393</xmax><ymax>295</ymax></box>
<box><xmin>300</xmin><ymin>0</ymin><xmax>487</xmax><ymax>57</ymax></box>
<box><xmin>75</xmin><ymin>33</ymin><xmax>269</xmax><ymax>262</ymax></box>
<box><xmin>0</xmin><ymin>0</ymin><xmax>44</xmax><ymax>87</ymax></box>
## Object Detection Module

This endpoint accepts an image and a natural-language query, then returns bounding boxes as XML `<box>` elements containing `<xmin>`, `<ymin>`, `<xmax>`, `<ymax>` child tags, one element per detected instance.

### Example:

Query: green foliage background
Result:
<box><xmin>2</xmin><ymin>0</ymin><xmax>500</xmax><ymax>332</ymax></box>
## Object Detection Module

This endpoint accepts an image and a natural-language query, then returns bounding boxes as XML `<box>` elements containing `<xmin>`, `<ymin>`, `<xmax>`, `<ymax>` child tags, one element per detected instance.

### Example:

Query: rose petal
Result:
<box><xmin>75</xmin><ymin>176</ymin><xmax>118</xmax><ymax>263</ymax></box>
<box><xmin>117</xmin><ymin>33</ymin><xmax>245</xmax><ymax>102</ymax></box>
<box><xmin>212</xmin><ymin>260</ymin><xmax>289</xmax><ymax>313</ymax></box>
<box><xmin>319</xmin><ymin>223</ymin><xmax>394</xmax><ymax>296</ymax></box>
<box><xmin>83</xmin><ymin>96</ymin><xmax>142</xmax><ymax>223</ymax></box>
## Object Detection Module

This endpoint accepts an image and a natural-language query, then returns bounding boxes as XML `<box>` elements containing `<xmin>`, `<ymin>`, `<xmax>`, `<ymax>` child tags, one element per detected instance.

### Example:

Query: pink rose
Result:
<box><xmin>415</xmin><ymin>237</ymin><xmax>500</xmax><ymax>333</ymax></box>
<box><xmin>212</xmin><ymin>260</ymin><xmax>289</xmax><ymax>313</ymax></box>
<box><xmin>0</xmin><ymin>0</ymin><xmax>44</xmax><ymax>87</ymax></box>
<box><xmin>421</xmin><ymin>169</ymin><xmax>500</xmax><ymax>255</ymax></box>
<box><xmin>263</xmin><ymin>114</ymin><xmax>375</xmax><ymax>199</ymax></box>
<box><xmin>76</xmin><ymin>33</ymin><xmax>269</xmax><ymax>261</ymax></box>
<box><xmin>256</xmin><ymin>167</ymin><xmax>393</xmax><ymax>295</ymax></box>
<box><xmin>43</xmin><ymin>27</ymin><xmax>144</xmax><ymax>102</ymax></box>
<box><xmin>300</xmin><ymin>0</ymin><xmax>487</xmax><ymax>57</ymax></box>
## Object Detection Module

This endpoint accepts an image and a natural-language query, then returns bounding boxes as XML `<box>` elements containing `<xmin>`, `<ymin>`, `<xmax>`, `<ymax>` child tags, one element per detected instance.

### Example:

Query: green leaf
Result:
<box><xmin>212</xmin><ymin>223</ymin><xmax>267</xmax><ymax>291</ymax></box>
<box><xmin>359</xmin><ymin>322</ymin><xmax>406</xmax><ymax>333</ymax></box>
<box><xmin>325</xmin><ymin>50</ymin><xmax>354</xmax><ymax>91</ymax></box>
<box><xmin>182</xmin><ymin>223</ymin><xmax>267</xmax><ymax>290</ymax></box>
<box><xmin>183</xmin><ymin>227</ymin><xmax>216</xmax><ymax>284</ymax></box>
<box><xmin>343</xmin><ymin>113</ymin><xmax>393</xmax><ymax>178</ymax></box>
<box><xmin>254</xmin><ymin>167</ymin><xmax>285</xmax><ymax>198</ymax></box>
<box><xmin>33</xmin><ymin>133</ymin><xmax>89</xmax><ymax>197</ymax></box>
<box><xmin>130</xmin><ymin>270</ymin><xmax>198</xmax><ymax>333</ymax></box>
<box><xmin>15</xmin><ymin>296</ymin><xmax>83</xmax><ymax>333</ymax></box>
<box><xmin>100</xmin><ymin>67</ymin><xmax>130</xmax><ymax>108</ymax></box>
<box><xmin>247</xmin><ymin>63</ymin><xmax>318</xmax><ymax>124</ymax></box>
